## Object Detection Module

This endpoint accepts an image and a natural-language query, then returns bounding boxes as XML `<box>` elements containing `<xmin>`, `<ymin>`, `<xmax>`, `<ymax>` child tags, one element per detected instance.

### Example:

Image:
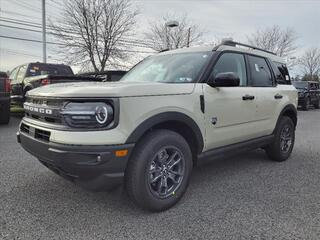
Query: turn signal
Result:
<box><xmin>115</xmin><ymin>150</ymin><xmax>128</xmax><ymax>157</ymax></box>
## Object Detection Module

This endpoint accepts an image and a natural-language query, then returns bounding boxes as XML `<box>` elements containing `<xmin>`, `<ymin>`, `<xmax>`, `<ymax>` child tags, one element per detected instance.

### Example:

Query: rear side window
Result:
<box><xmin>247</xmin><ymin>55</ymin><xmax>273</xmax><ymax>87</ymax></box>
<box><xmin>27</xmin><ymin>64</ymin><xmax>73</xmax><ymax>77</ymax></box>
<box><xmin>211</xmin><ymin>53</ymin><xmax>247</xmax><ymax>86</ymax></box>
<box><xmin>273</xmin><ymin>62</ymin><xmax>291</xmax><ymax>84</ymax></box>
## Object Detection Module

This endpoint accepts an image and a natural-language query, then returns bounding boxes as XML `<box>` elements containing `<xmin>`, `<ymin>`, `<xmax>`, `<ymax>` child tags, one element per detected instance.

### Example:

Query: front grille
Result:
<box><xmin>28</xmin><ymin>98</ymin><xmax>62</xmax><ymax>107</ymax></box>
<box><xmin>24</xmin><ymin>97</ymin><xmax>64</xmax><ymax>125</ymax></box>
<box><xmin>35</xmin><ymin>128</ymin><xmax>51</xmax><ymax>142</ymax></box>
<box><xmin>25</xmin><ymin>112</ymin><xmax>62</xmax><ymax>124</ymax></box>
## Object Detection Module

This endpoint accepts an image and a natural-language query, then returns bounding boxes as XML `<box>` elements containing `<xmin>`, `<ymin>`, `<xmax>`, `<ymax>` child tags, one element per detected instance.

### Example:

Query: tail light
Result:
<box><xmin>5</xmin><ymin>78</ymin><xmax>11</xmax><ymax>92</ymax></box>
<box><xmin>41</xmin><ymin>79</ymin><xmax>51</xmax><ymax>85</ymax></box>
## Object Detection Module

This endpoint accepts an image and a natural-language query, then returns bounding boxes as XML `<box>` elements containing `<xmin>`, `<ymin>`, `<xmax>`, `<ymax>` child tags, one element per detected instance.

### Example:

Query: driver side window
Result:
<box><xmin>211</xmin><ymin>53</ymin><xmax>247</xmax><ymax>86</ymax></box>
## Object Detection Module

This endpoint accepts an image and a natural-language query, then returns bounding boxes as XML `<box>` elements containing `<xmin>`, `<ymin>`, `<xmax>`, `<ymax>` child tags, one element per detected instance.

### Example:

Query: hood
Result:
<box><xmin>27</xmin><ymin>81</ymin><xmax>196</xmax><ymax>98</ymax></box>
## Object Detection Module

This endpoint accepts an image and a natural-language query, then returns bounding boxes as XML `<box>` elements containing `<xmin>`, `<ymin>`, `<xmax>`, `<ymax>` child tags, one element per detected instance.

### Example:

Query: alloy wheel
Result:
<box><xmin>148</xmin><ymin>147</ymin><xmax>185</xmax><ymax>199</ymax></box>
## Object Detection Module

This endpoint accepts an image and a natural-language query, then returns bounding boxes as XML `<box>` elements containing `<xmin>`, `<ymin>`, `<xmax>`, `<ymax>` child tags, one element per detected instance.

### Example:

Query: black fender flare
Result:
<box><xmin>125</xmin><ymin>111</ymin><xmax>204</xmax><ymax>153</ymax></box>
<box><xmin>274</xmin><ymin>104</ymin><xmax>298</xmax><ymax>133</ymax></box>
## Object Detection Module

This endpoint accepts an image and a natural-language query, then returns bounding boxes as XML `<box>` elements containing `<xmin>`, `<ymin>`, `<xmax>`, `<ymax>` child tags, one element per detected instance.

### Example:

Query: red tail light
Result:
<box><xmin>5</xmin><ymin>78</ymin><xmax>11</xmax><ymax>92</ymax></box>
<box><xmin>41</xmin><ymin>79</ymin><xmax>51</xmax><ymax>85</ymax></box>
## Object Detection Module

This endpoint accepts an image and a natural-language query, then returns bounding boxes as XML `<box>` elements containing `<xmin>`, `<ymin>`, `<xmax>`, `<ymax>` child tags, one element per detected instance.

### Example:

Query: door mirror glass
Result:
<box><xmin>207</xmin><ymin>72</ymin><xmax>240</xmax><ymax>87</ymax></box>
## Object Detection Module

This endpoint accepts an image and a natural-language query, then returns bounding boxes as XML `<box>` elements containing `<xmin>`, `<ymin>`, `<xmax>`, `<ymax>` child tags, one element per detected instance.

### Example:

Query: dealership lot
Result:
<box><xmin>0</xmin><ymin>111</ymin><xmax>319</xmax><ymax>240</ymax></box>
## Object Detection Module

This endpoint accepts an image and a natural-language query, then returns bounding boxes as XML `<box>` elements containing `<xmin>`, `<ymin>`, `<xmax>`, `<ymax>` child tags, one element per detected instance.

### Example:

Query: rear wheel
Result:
<box><xmin>314</xmin><ymin>99</ymin><xmax>320</xmax><ymax>109</ymax></box>
<box><xmin>0</xmin><ymin>101</ymin><xmax>10</xmax><ymax>124</ymax></box>
<box><xmin>125</xmin><ymin>129</ymin><xmax>193</xmax><ymax>212</ymax></box>
<box><xmin>265</xmin><ymin>116</ymin><xmax>295</xmax><ymax>162</ymax></box>
<box><xmin>302</xmin><ymin>98</ymin><xmax>310</xmax><ymax>111</ymax></box>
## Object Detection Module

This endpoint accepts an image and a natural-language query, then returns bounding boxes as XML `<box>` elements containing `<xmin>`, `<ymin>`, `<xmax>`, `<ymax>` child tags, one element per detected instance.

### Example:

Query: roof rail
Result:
<box><xmin>218</xmin><ymin>40</ymin><xmax>276</xmax><ymax>55</ymax></box>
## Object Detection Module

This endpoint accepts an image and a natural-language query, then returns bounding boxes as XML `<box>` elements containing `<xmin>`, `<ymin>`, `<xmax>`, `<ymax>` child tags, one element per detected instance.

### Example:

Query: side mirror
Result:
<box><xmin>207</xmin><ymin>72</ymin><xmax>240</xmax><ymax>87</ymax></box>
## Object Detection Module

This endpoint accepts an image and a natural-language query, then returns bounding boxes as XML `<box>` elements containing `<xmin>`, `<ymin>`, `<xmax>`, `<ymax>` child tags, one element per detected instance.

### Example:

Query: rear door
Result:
<box><xmin>246</xmin><ymin>55</ymin><xmax>280</xmax><ymax>136</ymax></box>
<box><xmin>203</xmin><ymin>52</ymin><xmax>259</xmax><ymax>150</ymax></box>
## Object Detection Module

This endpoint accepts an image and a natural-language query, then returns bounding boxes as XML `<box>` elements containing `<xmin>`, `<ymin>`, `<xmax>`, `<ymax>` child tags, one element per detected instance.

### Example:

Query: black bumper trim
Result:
<box><xmin>18</xmin><ymin>131</ymin><xmax>134</xmax><ymax>191</ymax></box>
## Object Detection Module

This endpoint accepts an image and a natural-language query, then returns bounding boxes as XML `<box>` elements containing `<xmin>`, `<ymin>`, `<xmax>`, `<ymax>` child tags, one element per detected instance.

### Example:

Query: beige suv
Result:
<box><xmin>18</xmin><ymin>41</ymin><xmax>298</xmax><ymax>211</ymax></box>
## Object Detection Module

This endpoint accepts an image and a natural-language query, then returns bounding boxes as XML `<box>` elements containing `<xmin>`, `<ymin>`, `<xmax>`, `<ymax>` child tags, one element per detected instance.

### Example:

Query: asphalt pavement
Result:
<box><xmin>0</xmin><ymin>111</ymin><xmax>319</xmax><ymax>240</ymax></box>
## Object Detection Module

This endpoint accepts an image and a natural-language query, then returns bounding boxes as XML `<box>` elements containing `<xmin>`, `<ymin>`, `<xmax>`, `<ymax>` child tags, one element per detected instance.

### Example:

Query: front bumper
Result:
<box><xmin>17</xmin><ymin>130</ymin><xmax>134</xmax><ymax>191</ymax></box>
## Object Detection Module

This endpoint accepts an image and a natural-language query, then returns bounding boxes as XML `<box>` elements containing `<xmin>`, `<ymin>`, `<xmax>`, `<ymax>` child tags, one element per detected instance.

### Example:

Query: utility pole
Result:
<box><xmin>42</xmin><ymin>0</ymin><xmax>46</xmax><ymax>63</ymax></box>
<box><xmin>186</xmin><ymin>27</ymin><xmax>191</xmax><ymax>48</ymax></box>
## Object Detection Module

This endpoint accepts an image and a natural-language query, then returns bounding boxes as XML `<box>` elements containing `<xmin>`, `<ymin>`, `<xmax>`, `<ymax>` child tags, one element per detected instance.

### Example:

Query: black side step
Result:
<box><xmin>197</xmin><ymin>135</ymin><xmax>274</xmax><ymax>165</ymax></box>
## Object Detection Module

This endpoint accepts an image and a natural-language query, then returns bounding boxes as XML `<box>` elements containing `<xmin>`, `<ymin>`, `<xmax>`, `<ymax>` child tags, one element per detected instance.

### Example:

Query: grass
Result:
<box><xmin>10</xmin><ymin>105</ymin><xmax>24</xmax><ymax>113</ymax></box>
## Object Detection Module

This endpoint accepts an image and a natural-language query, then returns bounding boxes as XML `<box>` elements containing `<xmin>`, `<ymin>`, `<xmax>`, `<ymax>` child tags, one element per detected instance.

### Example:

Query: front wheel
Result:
<box><xmin>125</xmin><ymin>129</ymin><xmax>193</xmax><ymax>212</ymax></box>
<box><xmin>265</xmin><ymin>116</ymin><xmax>295</xmax><ymax>162</ymax></box>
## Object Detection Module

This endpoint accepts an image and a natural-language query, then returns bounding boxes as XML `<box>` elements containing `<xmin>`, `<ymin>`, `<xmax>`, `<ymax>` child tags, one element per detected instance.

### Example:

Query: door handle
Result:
<box><xmin>274</xmin><ymin>94</ymin><xmax>283</xmax><ymax>99</ymax></box>
<box><xmin>242</xmin><ymin>94</ymin><xmax>255</xmax><ymax>100</ymax></box>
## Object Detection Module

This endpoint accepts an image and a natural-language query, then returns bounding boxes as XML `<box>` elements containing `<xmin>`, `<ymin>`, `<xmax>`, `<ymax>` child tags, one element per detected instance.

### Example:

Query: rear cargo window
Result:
<box><xmin>27</xmin><ymin>64</ymin><xmax>73</xmax><ymax>77</ymax></box>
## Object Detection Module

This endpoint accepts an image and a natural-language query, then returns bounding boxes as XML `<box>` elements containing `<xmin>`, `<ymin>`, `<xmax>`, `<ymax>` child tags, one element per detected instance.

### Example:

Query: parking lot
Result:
<box><xmin>0</xmin><ymin>111</ymin><xmax>319</xmax><ymax>240</ymax></box>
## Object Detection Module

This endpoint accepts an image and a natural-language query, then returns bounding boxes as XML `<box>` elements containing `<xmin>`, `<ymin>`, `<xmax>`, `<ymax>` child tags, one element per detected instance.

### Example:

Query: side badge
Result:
<box><xmin>211</xmin><ymin>117</ymin><xmax>218</xmax><ymax>125</ymax></box>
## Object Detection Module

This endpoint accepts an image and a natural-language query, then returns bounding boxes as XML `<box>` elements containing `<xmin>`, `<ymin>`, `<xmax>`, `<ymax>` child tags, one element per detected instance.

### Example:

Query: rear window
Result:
<box><xmin>27</xmin><ymin>64</ymin><xmax>73</xmax><ymax>77</ymax></box>
<box><xmin>292</xmin><ymin>82</ymin><xmax>308</xmax><ymax>89</ymax></box>
<box><xmin>273</xmin><ymin>62</ymin><xmax>291</xmax><ymax>84</ymax></box>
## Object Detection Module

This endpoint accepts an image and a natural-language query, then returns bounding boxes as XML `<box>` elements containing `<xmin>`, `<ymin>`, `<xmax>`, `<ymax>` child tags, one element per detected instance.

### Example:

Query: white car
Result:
<box><xmin>18</xmin><ymin>40</ymin><xmax>298</xmax><ymax>211</ymax></box>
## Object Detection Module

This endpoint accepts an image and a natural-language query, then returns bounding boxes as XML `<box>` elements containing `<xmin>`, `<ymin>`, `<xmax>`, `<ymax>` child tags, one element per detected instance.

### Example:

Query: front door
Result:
<box><xmin>203</xmin><ymin>52</ymin><xmax>259</xmax><ymax>150</ymax></box>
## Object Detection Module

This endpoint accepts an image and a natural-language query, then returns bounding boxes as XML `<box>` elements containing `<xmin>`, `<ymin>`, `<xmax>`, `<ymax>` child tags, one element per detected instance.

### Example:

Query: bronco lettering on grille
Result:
<box><xmin>24</xmin><ymin>104</ymin><xmax>53</xmax><ymax>115</ymax></box>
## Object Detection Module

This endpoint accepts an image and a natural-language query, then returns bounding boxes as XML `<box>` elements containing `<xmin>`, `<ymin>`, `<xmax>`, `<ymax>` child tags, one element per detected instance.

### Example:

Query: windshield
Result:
<box><xmin>121</xmin><ymin>52</ymin><xmax>212</xmax><ymax>83</ymax></box>
<box><xmin>293</xmin><ymin>82</ymin><xmax>308</xmax><ymax>89</ymax></box>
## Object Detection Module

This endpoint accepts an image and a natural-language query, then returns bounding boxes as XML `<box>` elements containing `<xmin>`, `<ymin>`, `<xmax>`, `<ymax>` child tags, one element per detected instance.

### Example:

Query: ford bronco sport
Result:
<box><xmin>17</xmin><ymin>41</ymin><xmax>298</xmax><ymax>211</ymax></box>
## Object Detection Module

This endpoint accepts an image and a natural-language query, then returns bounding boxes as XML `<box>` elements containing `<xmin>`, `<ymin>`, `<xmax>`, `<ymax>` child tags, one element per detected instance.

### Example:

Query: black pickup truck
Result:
<box><xmin>9</xmin><ymin>62</ymin><xmax>102</xmax><ymax>104</ymax></box>
<box><xmin>293</xmin><ymin>81</ymin><xmax>320</xmax><ymax>110</ymax></box>
<box><xmin>0</xmin><ymin>72</ymin><xmax>10</xmax><ymax>124</ymax></box>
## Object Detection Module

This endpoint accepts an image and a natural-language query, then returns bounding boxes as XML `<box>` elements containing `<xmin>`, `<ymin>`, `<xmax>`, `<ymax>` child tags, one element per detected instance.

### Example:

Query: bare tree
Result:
<box><xmin>299</xmin><ymin>47</ymin><xmax>320</xmax><ymax>81</ymax></box>
<box><xmin>50</xmin><ymin>0</ymin><xmax>138</xmax><ymax>72</ymax></box>
<box><xmin>144</xmin><ymin>13</ymin><xmax>203</xmax><ymax>51</ymax></box>
<box><xmin>247</xmin><ymin>25</ymin><xmax>297</xmax><ymax>57</ymax></box>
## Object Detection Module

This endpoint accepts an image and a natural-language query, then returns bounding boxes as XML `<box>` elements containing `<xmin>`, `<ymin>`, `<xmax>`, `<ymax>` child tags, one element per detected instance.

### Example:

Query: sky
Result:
<box><xmin>0</xmin><ymin>0</ymin><xmax>320</xmax><ymax>75</ymax></box>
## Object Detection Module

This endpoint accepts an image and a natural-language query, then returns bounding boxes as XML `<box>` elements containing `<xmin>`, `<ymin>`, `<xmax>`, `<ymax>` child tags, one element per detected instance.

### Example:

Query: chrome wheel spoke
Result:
<box><xmin>280</xmin><ymin>124</ymin><xmax>293</xmax><ymax>153</ymax></box>
<box><xmin>151</xmin><ymin>173</ymin><xmax>162</xmax><ymax>184</ymax></box>
<box><xmin>168</xmin><ymin>157</ymin><xmax>182</xmax><ymax>170</ymax></box>
<box><xmin>157</xmin><ymin>149</ymin><xmax>169</xmax><ymax>164</ymax></box>
<box><xmin>168</xmin><ymin>173</ymin><xmax>179</xmax><ymax>184</ymax></box>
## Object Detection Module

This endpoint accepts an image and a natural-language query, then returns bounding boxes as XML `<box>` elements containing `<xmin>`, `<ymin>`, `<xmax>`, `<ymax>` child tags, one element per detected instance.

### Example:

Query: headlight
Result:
<box><xmin>61</xmin><ymin>102</ymin><xmax>114</xmax><ymax>128</ymax></box>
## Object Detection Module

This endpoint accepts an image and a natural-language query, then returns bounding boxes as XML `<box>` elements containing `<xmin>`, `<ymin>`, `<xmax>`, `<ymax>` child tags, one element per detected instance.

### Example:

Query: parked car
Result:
<box><xmin>9</xmin><ymin>62</ymin><xmax>102</xmax><ymax>104</ymax></box>
<box><xmin>79</xmin><ymin>70</ymin><xmax>127</xmax><ymax>82</ymax></box>
<box><xmin>292</xmin><ymin>81</ymin><xmax>320</xmax><ymax>110</ymax></box>
<box><xmin>0</xmin><ymin>72</ymin><xmax>11</xmax><ymax>124</ymax></box>
<box><xmin>17</xmin><ymin>40</ymin><xmax>298</xmax><ymax>211</ymax></box>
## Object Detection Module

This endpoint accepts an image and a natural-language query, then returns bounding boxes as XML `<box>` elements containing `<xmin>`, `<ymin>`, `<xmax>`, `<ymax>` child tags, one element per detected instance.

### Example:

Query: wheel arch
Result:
<box><xmin>125</xmin><ymin>112</ymin><xmax>204</xmax><ymax>163</ymax></box>
<box><xmin>275</xmin><ymin>104</ymin><xmax>298</xmax><ymax>130</ymax></box>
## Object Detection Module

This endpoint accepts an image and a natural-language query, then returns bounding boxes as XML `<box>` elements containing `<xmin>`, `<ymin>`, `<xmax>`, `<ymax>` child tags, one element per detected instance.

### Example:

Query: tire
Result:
<box><xmin>265</xmin><ymin>116</ymin><xmax>295</xmax><ymax>162</ymax></box>
<box><xmin>314</xmin><ymin>99</ymin><xmax>320</xmax><ymax>109</ymax></box>
<box><xmin>302</xmin><ymin>98</ymin><xmax>310</xmax><ymax>111</ymax></box>
<box><xmin>0</xmin><ymin>101</ymin><xmax>10</xmax><ymax>124</ymax></box>
<box><xmin>125</xmin><ymin>129</ymin><xmax>193</xmax><ymax>212</ymax></box>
